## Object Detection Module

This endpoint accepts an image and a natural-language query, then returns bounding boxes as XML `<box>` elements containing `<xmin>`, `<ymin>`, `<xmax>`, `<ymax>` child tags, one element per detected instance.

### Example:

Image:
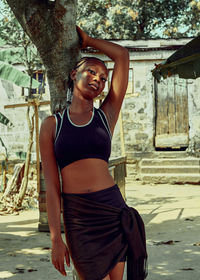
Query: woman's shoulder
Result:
<box><xmin>40</xmin><ymin>107</ymin><xmax>67</xmax><ymax>136</ymax></box>
<box><xmin>41</xmin><ymin>115</ymin><xmax>56</xmax><ymax>127</ymax></box>
<box><xmin>40</xmin><ymin>115</ymin><xmax>56</xmax><ymax>138</ymax></box>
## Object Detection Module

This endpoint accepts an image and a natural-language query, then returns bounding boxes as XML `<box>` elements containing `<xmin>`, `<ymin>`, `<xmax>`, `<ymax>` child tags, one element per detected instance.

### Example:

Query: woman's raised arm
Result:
<box><xmin>77</xmin><ymin>26</ymin><xmax>129</xmax><ymax>133</ymax></box>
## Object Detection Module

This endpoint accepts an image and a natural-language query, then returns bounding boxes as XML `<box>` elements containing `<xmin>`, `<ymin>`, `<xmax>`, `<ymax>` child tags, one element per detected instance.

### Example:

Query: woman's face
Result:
<box><xmin>72</xmin><ymin>59</ymin><xmax>108</xmax><ymax>100</ymax></box>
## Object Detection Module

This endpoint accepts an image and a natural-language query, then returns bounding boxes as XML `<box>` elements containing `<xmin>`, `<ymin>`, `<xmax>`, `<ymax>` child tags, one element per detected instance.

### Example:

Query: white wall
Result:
<box><xmin>1</xmin><ymin>38</ymin><xmax>200</xmax><ymax>163</ymax></box>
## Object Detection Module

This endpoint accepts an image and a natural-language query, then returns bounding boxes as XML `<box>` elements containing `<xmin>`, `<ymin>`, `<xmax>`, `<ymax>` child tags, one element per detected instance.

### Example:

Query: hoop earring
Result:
<box><xmin>66</xmin><ymin>88</ymin><xmax>73</xmax><ymax>104</ymax></box>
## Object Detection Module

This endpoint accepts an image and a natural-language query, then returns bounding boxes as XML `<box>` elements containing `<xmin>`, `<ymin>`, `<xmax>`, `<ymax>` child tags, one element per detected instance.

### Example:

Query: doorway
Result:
<box><xmin>155</xmin><ymin>76</ymin><xmax>189</xmax><ymax>150</ymax></box>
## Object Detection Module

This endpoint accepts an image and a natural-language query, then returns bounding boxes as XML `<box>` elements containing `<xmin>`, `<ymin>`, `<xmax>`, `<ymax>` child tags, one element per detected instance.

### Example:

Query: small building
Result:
<box><xmin>1</xmin><ymin>37</ymin><xmax>200</xmax><ymax>183</ymax></box>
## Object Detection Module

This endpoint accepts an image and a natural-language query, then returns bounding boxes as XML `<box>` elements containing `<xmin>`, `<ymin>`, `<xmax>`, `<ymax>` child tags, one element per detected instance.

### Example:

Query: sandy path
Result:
<box><xmin>0</xmin><ymin>180</ymin><xmax>200</xmax><ymax>280</ymax></box>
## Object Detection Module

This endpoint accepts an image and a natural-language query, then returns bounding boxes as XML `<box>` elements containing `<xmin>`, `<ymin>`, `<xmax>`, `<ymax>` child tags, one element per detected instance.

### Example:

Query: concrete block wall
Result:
<box><xmin>110</xmin><ymin>49</ymin><xmax>200</xmax><ymax>161</ymax></box>
<box><xmin>187</xmin><ymin>78</ymin><xmax>200</xmax><ymax>154</ymax></box>
<box><xmin>1</xmin><ymin>38</ymin><xmax>200</xmax><ymax>167</ymax></box>
<box><xmin>0</xmin><ymin>79</ymin><xmax>51</xmax><ymax>161</ymax></box>
<box><xmin>111</xmin><ymin>57</ymin><xmax>156</xmax><ymax>159</ymax></box>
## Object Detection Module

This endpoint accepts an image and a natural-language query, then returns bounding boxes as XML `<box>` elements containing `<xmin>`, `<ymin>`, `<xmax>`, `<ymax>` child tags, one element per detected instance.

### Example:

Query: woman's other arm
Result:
<box><xmin>39</xmin><ymin>116</ymin><xmax>70</xmax><ymax>276</ymax></box>
<box><xmin>77</xmin><ymin>26</ymin><xmax>129</xmax><ymax>134</ymax></box>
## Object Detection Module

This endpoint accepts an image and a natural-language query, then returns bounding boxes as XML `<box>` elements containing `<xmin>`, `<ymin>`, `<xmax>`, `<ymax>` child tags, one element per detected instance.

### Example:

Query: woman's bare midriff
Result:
<box><xmin>61</xmin><ymin>158</ymin><xmax>115</xmax><ymax>194</ymax></box>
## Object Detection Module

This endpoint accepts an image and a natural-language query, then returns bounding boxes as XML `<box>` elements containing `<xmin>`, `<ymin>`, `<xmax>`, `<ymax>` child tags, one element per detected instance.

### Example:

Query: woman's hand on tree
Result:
<box><xmin>76</xmin><ymin>26</ymin><xmax>90</xmax><ymax>49</ymax></box>
<box><xmin>51</xmin><ymin>239</ymin><xmax>70</xmax><ymax>277</ymax></box>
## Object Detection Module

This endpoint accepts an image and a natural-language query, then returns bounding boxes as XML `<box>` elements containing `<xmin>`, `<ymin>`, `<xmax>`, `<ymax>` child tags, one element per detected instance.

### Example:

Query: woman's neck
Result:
<box><xmin>70</xmin><ymin>96</ymin><xmax>93</xmax><ymax>114</ymax></box>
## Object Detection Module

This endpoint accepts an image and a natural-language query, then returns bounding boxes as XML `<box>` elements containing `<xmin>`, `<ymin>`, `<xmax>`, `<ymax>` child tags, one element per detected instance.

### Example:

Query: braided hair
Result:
<box><xmin>67</xmin><ymin>57</ymin><xmax>106</xmax><ymax>104</ymax></box>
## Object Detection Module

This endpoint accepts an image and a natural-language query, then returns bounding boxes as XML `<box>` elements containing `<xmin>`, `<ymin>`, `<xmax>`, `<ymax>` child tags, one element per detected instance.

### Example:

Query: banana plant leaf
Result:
<box><xmin>0</xmin><ymin>112</ymin><xmax>11</xmax><ymax>159</ymax></box>
<box><xmin>0</xmin><ymin>60</ymin><xmax>40</xmax><ymax>88</ymax></box>
<box><xmin>0</xmin><ymin>112</ymin><xmax>12</xmax><ymax>126</ymax></box>
<box><xmin>0</xmin><ymin>47</ymin><xmax>25</xmax><ymax>64</ymax></box>
<box><xmin>0</xmin><ymin>137</ymin><xmax>8</xmax><ymax>158</ymax></box>
<box><xmin>152</xmin><ymin>35</ymin><xmax>200</xmax><ymax>81</ymax></box>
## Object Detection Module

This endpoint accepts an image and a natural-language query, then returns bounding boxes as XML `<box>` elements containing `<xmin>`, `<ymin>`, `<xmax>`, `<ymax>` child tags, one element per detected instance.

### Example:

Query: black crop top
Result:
<box><xmin>54</xmin><ymin>107</ymin><xmax>112</xmax><ymax>170</ymax></box>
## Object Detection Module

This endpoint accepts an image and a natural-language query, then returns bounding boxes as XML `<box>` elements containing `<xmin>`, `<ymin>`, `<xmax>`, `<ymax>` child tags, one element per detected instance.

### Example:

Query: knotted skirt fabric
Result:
<box><xmin>62</xmin><ymin>186</ymin><xmax>148</xmax><ymax>280</ymax></box>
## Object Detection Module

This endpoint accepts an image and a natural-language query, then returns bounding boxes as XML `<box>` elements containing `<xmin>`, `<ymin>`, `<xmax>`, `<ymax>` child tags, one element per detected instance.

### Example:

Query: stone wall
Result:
<box><xmin>187</xmin><ymin>78</ymin><xmax>200</xmax><ymax>154</ymax></box>
<box><xmin>109</xmin><ymin>46</ymin><xmax>200</xmax><ymax>161</ymax></box>
<box><xmin>110</xmin><ymin>51</ymin><xmax>168</xmax><ymax>159</ymax></box>
<box><xmin>0</xmin><ymin>79</ymin><xmax>51</xmax><ymax>162</ymax></box>
<box><xmin>1</xmin><ymin>38</ymin><xmax>200</xmax><ymax>170</ymax></box>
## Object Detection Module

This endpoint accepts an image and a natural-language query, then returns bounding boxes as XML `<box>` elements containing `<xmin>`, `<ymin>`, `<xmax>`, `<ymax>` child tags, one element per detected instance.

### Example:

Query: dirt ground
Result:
<box><xmin>0</xmin><ymin>179</ymin><xmax>200</xmax><ymax>280</ymax></box>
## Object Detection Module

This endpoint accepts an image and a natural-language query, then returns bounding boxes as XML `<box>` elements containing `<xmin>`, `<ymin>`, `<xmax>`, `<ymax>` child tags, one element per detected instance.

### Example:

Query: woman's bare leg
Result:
<box><xmin>80</xmin><ymin>261</ymin><xmax>125</xmax><ymax>280</ymax></box>
<box><xmin>109</xmin><ymin>262</ymin><xmax>125</xmax><ymax>280</ymax></box>
<box><xmin>102</xmin><ymin>275</ymin><xmax>110</xmax><ymax>280</ymax></box>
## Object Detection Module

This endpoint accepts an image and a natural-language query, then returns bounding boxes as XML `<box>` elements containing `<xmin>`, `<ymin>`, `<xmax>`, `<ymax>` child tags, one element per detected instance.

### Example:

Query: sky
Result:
<box><xmin>0</xmin><ymin>0</ymin><xmax>5</xmax><ymax>19</ymax></box>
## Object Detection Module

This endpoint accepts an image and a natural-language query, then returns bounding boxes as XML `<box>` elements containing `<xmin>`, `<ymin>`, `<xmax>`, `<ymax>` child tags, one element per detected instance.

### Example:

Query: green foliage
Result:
<box><xmin>0</xmin><ymin>1</ymin><xmax>41</xmax><ymax>90</ymax></box>
<box><xmin>0</xmin><ymin>0</ymin><xmax>27</xmax><ymax>47</ymax></box>
<box><xmin>0</xmin><ymin>136</ymin><xmax>8</xmax><ymax>158</ymax></box>
<box><xmin>0</xmin><ymin>112</ymin><xmax>11</xmax><ymax>126</ymax></box>
<box><xmin>0</xmin><ymin>60</ymin><xmax>40</xmax><ymax>88</ymax></box>
<box><xmin>77</xmin><ymin>0</ymin><xmax>200</xmax><ymax>39</ymax></box>
<box><xmin>0</xmin><ymin>46</ymin><xmax>39</xmax><ymax>67</ymax></box>
<box><xmin>0</xmin><ymin>0</ymin><xmax>42</xmax><ymax>71</ymax></box>
<box><xmin>0</xmin><ymin>112</ymin><xmax>10</xmax><ymax>159</ymax></box>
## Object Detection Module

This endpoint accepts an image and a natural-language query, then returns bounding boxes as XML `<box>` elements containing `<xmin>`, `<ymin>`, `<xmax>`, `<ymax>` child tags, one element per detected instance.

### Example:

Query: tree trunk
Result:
<box><xmin>16</xmin><ymin>107</ymin><xmax>34</xmax><ymax>207</ymax></box>
<box><xmin>6</xmin><ymin>0</ymin><xmax>80</xmax><ymax>113</ymax></box>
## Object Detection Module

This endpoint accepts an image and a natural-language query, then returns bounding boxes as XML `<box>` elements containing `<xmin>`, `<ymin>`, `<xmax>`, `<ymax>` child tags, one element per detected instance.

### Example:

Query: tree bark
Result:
<box><xmin>16</xmin><ymin>106</ymin><xmax>34</xmax><ymax>207</ymax></box>
<box><xmin>6</xmin><ymin>0</ymin><xmax>80</xmax><ymax>113</ymax></box>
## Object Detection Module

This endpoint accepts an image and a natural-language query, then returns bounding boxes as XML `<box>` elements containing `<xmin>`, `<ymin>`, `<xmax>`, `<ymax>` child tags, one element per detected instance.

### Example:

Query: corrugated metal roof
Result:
<box><xmin>81</xmin><ymin>45</ymin><xmax>183</xmax><ymax>54</ymax></box>
<box><xmin>152</xmin><ymin>35</ymin><xmax>200</xmax><ymax>80</ymax></box>
<box><xmin>81</xmin><ymin>38</ymin><xmax>192</xmax><ymax>53</ymax></box>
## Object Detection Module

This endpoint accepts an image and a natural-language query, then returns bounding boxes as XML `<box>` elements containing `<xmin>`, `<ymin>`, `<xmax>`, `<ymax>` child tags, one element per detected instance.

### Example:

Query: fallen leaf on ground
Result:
<box><xmin>193</xmin><ymin>242</ymin><xmax>200</xmax><ymax>246</ymax></box>
<box><xmin>14</xmin><ymin>268</ymin><xmax>25</xmax><ymax>274</ymax></box>
<box><xmin>7</xmin><ymin>252</ymin><xmax>16</xmax><ymax>257</ymax></box>
<box><xmin>27</xmin><ymin>268</ymin><xmax>38</xmax><ymax>272</ymax></box>
<box><xmin>42</xmin><ymin>247</ymin><xmax>51</xmax><ymax>250</ymax></box>
<box><xmin>40</xmin><ymin>257</ymin><xmax>50</xmax><ymax>262</ymax></box>
<box><xmin>154</xmin><ymin>240</ymin><xmax>181</xmax><ymax>245</ymax></box>
<box><xmin>180</xmin><ymin>268</ymin><xmax>194</xmax><ymax>271</ymax></box>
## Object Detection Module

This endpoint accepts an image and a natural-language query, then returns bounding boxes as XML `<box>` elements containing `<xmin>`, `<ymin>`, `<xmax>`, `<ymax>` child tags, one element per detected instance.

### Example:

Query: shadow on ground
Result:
<box><xmin>0</xmin><ymin>182</ymin><xmax>200</xmax><ymax>280</ymax></box>
<box><xmin>126</xmin><ymin>182</ymin><xmax>200</xmax><ymax>280</ymax></box>
<box><xmin>0</xmin><ymin>211</ymin><xmax>73</xmax><ymax>280</ymax></box>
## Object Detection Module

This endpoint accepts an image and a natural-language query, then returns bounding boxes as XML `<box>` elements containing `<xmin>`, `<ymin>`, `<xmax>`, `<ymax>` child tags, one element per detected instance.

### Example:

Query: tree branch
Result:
<box><xmin>6</xmin><ymin>0</ymin><xmax>51</xmax><ymax>46</ymax></box>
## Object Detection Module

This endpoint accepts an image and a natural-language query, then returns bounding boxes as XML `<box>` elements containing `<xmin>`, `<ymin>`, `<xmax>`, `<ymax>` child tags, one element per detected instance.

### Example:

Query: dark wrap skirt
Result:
<box><xmin>62</xmin><ymin>186</ymin><xmax>148</xmax><ymax>280</ymax></box>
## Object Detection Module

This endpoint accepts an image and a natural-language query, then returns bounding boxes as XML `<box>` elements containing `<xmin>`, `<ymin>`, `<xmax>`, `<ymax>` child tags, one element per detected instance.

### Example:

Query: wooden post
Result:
<box><xmin>34</xmin><ymin>100</ymin><xmax>40</xmax><ymax>193</ymax></box>
<box><xmin>4</xmin><ymin>100</ymin><xmax>50</xmax><ymax>194</ymax></box>
<box><xmin>119</xmin><ymin>111</ymin><xmax>125</xmax><ymax>157</ymax></box>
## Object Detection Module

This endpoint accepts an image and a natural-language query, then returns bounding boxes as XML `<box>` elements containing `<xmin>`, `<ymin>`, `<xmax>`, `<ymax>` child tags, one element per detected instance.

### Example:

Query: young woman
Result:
<box><xmin>39</xmin><ymin>27</ymin><xmax>147</xmax><ymax>280</ymax></box>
